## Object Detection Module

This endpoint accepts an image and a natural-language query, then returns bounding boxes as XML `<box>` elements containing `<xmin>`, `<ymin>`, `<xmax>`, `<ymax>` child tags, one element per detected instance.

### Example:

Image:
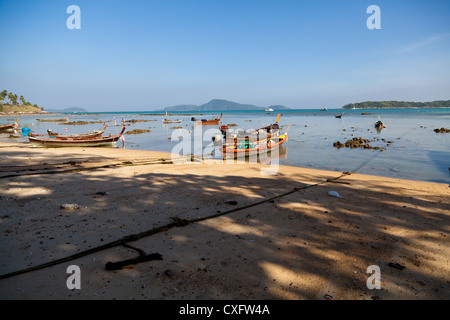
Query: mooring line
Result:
<box><xmin>0</xmin><ymin>168</ymin><xmax>354</xmax><ymax>280</ymax></box>
<box><xmin>0</xmin><ymin>140</ymin><xmax>394</xmax><ymax>281</ymax></box>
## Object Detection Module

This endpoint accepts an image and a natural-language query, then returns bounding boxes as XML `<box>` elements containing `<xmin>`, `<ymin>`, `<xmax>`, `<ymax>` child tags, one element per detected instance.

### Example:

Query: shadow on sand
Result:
<box><xmin>0</xmin><ymin>147</ymin><xmax>449</xmax><ymax>300</ymax></box>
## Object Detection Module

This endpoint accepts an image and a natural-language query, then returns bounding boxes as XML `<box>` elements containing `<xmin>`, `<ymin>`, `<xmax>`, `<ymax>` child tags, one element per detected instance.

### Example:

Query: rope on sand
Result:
<box><xmin>0</xmin><ymin>169</ymin><xmax>354</xmax><ymax>280</ymax></box>
<box><xmin>1</xmin><ymin>144</ymin><xmax>389</xmax><ymax>280</ymax></box>
<box><xmin>0</xmin><ymin>157</ymin><xmax>182</xmax><ymax>179</ymax></box>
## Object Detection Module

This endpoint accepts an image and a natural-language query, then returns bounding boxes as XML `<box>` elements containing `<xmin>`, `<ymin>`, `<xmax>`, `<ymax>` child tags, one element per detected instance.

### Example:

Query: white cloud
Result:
<box><xmin>393</xmin><ymin>34</ymin><xmax>448</xmax><ymax>55</ymax></box>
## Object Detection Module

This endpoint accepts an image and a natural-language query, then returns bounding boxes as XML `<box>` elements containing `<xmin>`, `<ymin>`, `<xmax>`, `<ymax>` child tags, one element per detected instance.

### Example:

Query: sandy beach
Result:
<box><xmin>0</xmin><ymin>141</ymin><xmax>448</xmax><ymax>300</ymax></box>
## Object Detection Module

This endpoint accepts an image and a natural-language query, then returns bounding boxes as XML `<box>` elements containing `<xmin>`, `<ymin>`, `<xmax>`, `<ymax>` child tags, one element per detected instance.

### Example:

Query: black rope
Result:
<box><xmin>1</xmin><ymin>138</ymin><xmax>400</xmax><ymax>280</ymax></box>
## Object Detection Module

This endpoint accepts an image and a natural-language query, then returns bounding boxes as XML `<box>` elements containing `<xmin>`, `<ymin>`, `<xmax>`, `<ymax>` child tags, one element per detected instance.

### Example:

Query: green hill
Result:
<box><xmin>342</xmin><ymin>100</ymin><xmax>450</xmax><ymax>109</ymax></box>
<box><xmin>164</xmin><ymin>99</ymin><xmax>290</xmax><ymax>111</ymax></box>
<box><xmin>0</xmin><ymin>104</ymin><xmax>45</xmax><ymax>114</ymax></box>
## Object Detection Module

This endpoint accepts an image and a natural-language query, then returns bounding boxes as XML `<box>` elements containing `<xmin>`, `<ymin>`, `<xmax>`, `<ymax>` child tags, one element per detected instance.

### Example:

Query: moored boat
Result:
<box><xmin>220</xmin><ymin>114</ymin><xmax>288</xmax><ymax>159</ymax></box>
<box><xmin>222</xmin><ymin>133</ymin><xmax>288</xmax><ymax>159</ymax></box>
<box><xmin>28</xmin><ymin>126</ymin><xmax>126</xmax><ymax>148</ymax></box>
<box><xmin>374</xmin><ymin>117</ymin><xmax>386</xmax><ymax>130</ymax></box>
<box><xmin>163</xmin><ymin>119</ymin><xmax>182</xmax><ymax>124</ymax></box>
<box><xmin>192</xmin><ymin>113</ymin><xmax>223</xmax><ymax>126</ymax></box>
<box><xmin>163</xmin><ymin>111</ymin><xmax>182</xmax><ymax>124</ymax></box>
<box><xmin>44</xmin><ymin>124</ymin><xmax>107</xmax><ymax>139</ymax></box>
<box><xmin>0</xmin><ymin>118</ymin><xmax>19</xmax><ymax>133</ymax></box>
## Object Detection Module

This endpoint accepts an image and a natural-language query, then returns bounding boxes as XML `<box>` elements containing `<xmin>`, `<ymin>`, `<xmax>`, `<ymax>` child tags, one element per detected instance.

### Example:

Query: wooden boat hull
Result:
<box><xmin>28</xmin><ymin>136</ymin><xmax>122</xmax><ymax>148</ymax></box>
<box><xmin>193</xmin><ymin>113</ymin><xmax>222</xmax><ymax>126</ymax></box>
<box><xmin>222</xmin><ymin>134</ymin><xmax>287</xmax><ymax>159</ymax></box>
<box><xmin>0</xmin><ymin>125</ymin><xmax>17</xmax><ymax>133</ymax></box>
<box><xmin>28</xmin><ymin>126</ymin><xmax>126</xmax><ymax>148</ymax></box>
<box><xmin>163</xmin><ymin>119</ymin><xmax>182</xmax><ymax>124</ymax></box>
<box><xmin>0</xmin><ymin>118</ymin><xmax>19</xmax><ymax>133</ymax></box>
<box><xmin>46</xmin><ymin>125</ymin><xmax>106</xmax><ymax>139</ymax></box>
<box><xmin>194</xmin><ymin>120</ymin><xmax>221</xmax><ymax>125</ymax></box>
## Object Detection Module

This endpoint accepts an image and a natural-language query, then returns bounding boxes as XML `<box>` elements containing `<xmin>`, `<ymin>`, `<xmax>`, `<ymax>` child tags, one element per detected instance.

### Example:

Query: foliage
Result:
<box><xmin>342</xmin><ymin>100</ymin><xmax>450</xmax><ymax>109</ymax></box>
<box><xmin>0</xmin><ymin>89</ymin><xmax>41</xmax><ymax>110</ymax></box>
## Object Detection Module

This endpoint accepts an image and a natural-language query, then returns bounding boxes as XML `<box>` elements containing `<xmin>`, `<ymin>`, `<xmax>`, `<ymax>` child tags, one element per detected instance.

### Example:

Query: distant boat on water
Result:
<box><xmin>265</xmin><ymin>108</ymin><xmax>274</xmax><ymax>112</ymax></box>
<box><xmin>374</xmin><ymin>116</ymin><xmax>386</xmax><ymax>130</ymax></box>
<box><xmin>191</xmin><ymin>113</ymin><xmax>223</xmax><ymax>125</ymax></box>
<box><xmin>163</xmin><ymin>111</ymin><xmax>182</xmax><ymax>124</ymax></box>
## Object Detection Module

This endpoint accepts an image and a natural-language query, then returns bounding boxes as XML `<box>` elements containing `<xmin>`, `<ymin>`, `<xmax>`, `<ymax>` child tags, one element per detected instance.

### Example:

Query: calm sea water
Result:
<box><xmin>2</xmin><ymin>108</ymin><xmax>450</xmax><ymax>184</ymax></box>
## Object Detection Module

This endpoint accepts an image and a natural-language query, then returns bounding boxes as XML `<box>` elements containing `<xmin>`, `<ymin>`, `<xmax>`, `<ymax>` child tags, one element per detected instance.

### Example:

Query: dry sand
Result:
<box><xmin>0</xmin><ymin>141</ymin><xmax>449</xmax><ymax>300</ymax></box>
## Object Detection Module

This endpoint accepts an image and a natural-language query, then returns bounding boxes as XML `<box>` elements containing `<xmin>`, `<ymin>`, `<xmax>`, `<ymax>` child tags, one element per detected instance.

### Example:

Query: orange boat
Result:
<box><xmin>222</xmin><ymin>133</ymin><xmax>288</xmax><ymax>159</ymax></box>
<box><xmin>191</xmin><ymin>113</ymin><xmax>222</xmax><ymax>126</ymax></box>
<box><xmin>221</xmin><ymin>114</ymin><xmax>289</xmax><ymax>159</ymax></box>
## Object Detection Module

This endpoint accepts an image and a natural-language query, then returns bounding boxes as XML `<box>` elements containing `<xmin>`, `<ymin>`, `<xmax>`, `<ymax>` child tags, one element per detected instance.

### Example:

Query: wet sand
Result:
<box><xmin>0</xmin><ymin>141</ymin><xmax>449</xmax><ymax>300</ymax></box>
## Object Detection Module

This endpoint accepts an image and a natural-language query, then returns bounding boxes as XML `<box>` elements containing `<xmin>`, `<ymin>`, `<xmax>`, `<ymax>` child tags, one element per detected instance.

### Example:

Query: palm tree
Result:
<box><xmin>12</xmin><ymin>94</ymin><xmax>18</xmax><ymax>105</ymax></box>
<box><xmin>0</xmin><ymin>90</ymin><xmax>7</xmax><ymax>104</ymax></box>
<box><xmin>19</xmin><ymin>95</ymin><xmax>26</xmax><ymax>105</ymax></box>
<box><xmin>7</xmin><ymin>92</ymin><xmax>14</xmax><ymax>105</ymax></box>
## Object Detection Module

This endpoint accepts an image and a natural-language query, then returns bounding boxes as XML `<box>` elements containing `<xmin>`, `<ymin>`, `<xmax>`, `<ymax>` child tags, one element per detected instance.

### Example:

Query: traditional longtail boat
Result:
<box><xmin>221</xmin><ymin>114</ymin><xmax>288</xmax><ymax>159</ymax></box>
<box><xmin>44</xmin><ymin>124</ymin><xmax>107</xmax><ymax>139</ymax></box>
<box><xmin>162</xmin><ymin>111</ymin><xmax>182</xmax><ymax>124</ymax></box>
<box><xmin>28</xmin><ymin>126</ymin><xmax>126</xmax><ymax>148</ymax></box>
<box><xmin>0</xmin><ymin>118</ymin><xmax>19</xmax><ymax>133</ymax></box>
<box><xmin>191</xmin><ymin>113</ymin><xmax>223</xmax><ymax>126</ymax></box>
<box><xmin>335</xmin><ymin>113</ymin><xmax>343</xmax><ymax>118</ymax></box>
<box><xmin>163</xmin><ymin>119</ymin><xmax>182</xmax><ymax>124</ymax></box>
<box><xmin>36</xmin><ymin>116</ymin><xmax>69</xmax><ymax>122</ymax></box>
<box><xmin>374</xmin><ymin>117</ymin><xmax>386</xmax><ymax>130</ymax></box>
<box><xmin>222</xmin><ymin>134</ymin><xmax>288</xmax><ymax>159</ymax></box>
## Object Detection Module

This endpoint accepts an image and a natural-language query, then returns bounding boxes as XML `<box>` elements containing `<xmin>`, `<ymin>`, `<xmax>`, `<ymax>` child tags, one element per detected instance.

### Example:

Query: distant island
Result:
<box><xmin>342</xmin><ymin>100</ymin><xmax>450</xmax><ymax>109</ymax></box>
<box><xmin>163</xmin><ymin>99</ymin><xmax>290</xmax><ymax>112</ymax></box>
<box><xmin>45</xmin><ymin>107</ymin><xmax>88</xmax><ymax>113</ymax></box>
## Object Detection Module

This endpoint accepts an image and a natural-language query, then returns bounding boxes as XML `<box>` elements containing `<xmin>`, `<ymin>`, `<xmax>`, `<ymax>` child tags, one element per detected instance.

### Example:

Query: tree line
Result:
<box><xmin>0</xmin><ymin>89</ymin><xmax>42</xmax><ymax>110</ymax></box>
<box><xmin>342</xmin><ymin>100</ymin><xmax>450</xmax><ymax>109</ymax></box>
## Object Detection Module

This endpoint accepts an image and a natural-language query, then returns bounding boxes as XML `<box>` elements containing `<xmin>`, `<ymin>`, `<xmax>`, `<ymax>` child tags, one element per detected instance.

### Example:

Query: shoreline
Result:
<box><xmin>0</xmin><ymin>142</ymin><xmax>449</xmax><ymax>300</ymax></box>
<box><xmin>0</xmin><ymin>112</ymin><xmax>62</xmax><ymax>117</ymax></box>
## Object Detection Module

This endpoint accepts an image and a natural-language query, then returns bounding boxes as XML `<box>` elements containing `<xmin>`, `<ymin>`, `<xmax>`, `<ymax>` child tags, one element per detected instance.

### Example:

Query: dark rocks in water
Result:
<box><xmin>333</xmin><ymin>137</ymin><xmax>386</xmax><ymax>151</ymax></box>
<box><xmin>123</xmin><ymin>119</ymin><xmax>152</xmax><ymax>123</ymax></box>
<box><xmin>125</xmin><ymin>129</ymin><xmax>151</xmax><ymax>135</ymax></box>
<box><xmin>63</xmin><ymin>120</ymin><xmax>103</xmax><ymax>125</ymax></box>
<box><xmin>434</xmin><ymin>127</ymin><xmax>450</xmax><ymax>133</ymax></box>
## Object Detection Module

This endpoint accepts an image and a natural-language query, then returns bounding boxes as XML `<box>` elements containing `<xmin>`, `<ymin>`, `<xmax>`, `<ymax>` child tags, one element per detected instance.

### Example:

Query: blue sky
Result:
<box><xmin>1</xmin><ymin>0</ymin><xmax>449</xmax><ymax>111</ymax></box>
